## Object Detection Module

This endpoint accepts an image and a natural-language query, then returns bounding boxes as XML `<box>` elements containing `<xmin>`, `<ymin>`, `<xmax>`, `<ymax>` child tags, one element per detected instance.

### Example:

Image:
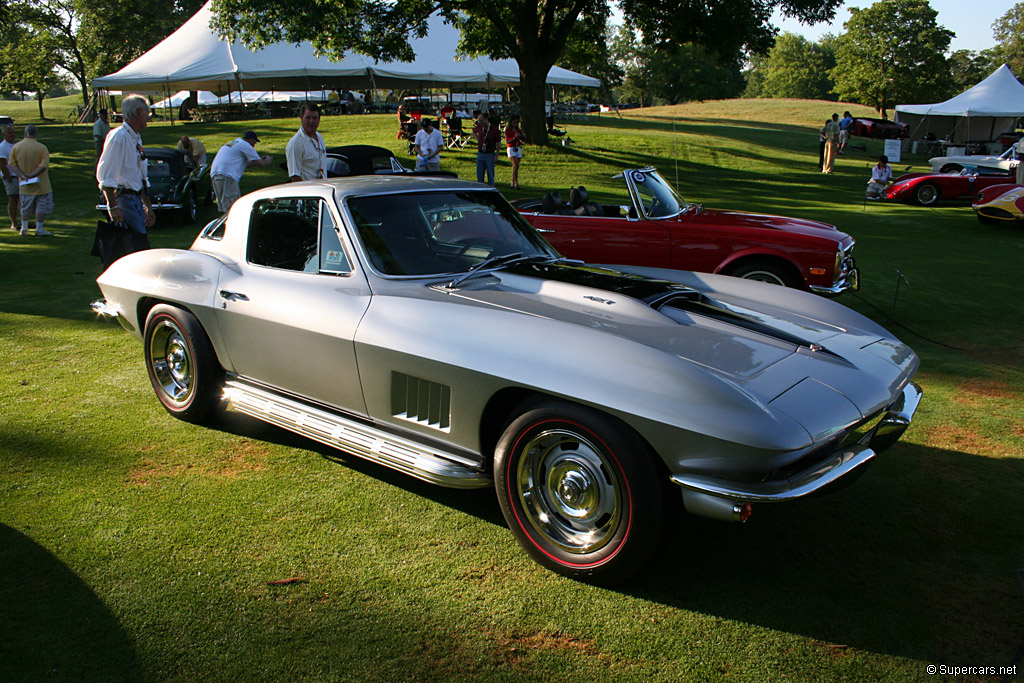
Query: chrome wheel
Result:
<box><xmin>740</xmin><ymin>269</ymin><xmax>786</xmax><ymax>286</ymax></box>
<box><xmin>515</xmin><ymin>427</ymin><xmax>622</xmax><ymax>555</ymax></box>
<box><xmin>148</xmin><ymin>318</ymin><xmax>194</xmax><ymax>406</ymax></box>
<box><xmin>915</xmin><ymin>183</ymin><xmax>939</xmax><ymax>206</ymax></box>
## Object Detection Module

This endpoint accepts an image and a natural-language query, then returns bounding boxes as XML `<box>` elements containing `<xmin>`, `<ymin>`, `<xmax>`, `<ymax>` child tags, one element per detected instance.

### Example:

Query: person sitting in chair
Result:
<box><xmin>866</xmin><ymin>155</ymin><xmax>892</xmax><ymax>199</ymax></box>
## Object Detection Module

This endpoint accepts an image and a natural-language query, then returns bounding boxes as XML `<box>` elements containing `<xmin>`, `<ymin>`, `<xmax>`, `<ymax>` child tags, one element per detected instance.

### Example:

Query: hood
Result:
<box><xmin>685</xmin><ymin>208</ymin><xmax>847</xmax><ymax>241</ymax></box>
<box><xmin>442</xmin><ymin>261</ymin><xmax>916</xmax><ymax>418</ymax></box>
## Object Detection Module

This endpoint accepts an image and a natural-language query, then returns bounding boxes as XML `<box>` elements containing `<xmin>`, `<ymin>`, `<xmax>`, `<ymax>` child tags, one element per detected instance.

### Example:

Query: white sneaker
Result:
<box><xmin>35</xmin><ymin>228</ymin><xmax>52</xmax><ymax>236</ymax></box>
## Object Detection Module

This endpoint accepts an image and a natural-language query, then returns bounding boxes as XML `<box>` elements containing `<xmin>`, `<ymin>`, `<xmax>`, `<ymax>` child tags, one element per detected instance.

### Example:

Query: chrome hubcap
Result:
<box><xmin>516</xmin><ymin>428</ymin><xmax>621</xmax><ymax>555</ymax></box>
<box><xmin>742</xmin><ymin>270</ymin><xmax>785</xmax><ymax>286</ymax></box>
<box><xmin>149</xmin><ymin>321</ymin><xmax>193</xmax><ymax>404</ymax></box>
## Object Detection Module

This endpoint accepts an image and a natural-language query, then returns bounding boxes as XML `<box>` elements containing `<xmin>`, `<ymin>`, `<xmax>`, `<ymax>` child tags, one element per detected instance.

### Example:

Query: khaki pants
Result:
<box><xmin>212</xmin><ymin>175</ymin><xmax>241</xmax><ymax>213</ymax></box>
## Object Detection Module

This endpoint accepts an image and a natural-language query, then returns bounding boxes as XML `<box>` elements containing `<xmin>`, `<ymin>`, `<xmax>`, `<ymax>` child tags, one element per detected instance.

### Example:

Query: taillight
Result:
<box><xmin>733</xmin><ymin>503</ymin><xmax>752</xmax><ymax>523</ymax></box>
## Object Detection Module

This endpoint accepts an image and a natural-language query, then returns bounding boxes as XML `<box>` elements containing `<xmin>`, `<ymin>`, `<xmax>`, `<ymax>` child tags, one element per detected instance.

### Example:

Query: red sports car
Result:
<box><xmin>513</xmin><ymin>168</ymin><xmax>858</xmax><ymax>294</ymax></box>
<box><xmin>885</xmin><ymin>167</ymin><xmax>1016</xmax><ymax>206</ymax></box>
<box><xmin>973</xmin><ymin>183</ymin><xmax>1024</xmax><ymax>224</ymax></box>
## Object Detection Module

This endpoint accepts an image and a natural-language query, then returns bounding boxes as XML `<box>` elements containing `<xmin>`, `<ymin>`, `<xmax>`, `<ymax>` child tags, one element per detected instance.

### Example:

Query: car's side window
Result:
<box><xmin>248</xmin><ymin>197</ymin><xmax>319</xmax><ymax>272</ymax></box>
<box><xmin>318</xmin><ymin>205</ymin><xmax>352</xmax><ymax>275</ymax></box>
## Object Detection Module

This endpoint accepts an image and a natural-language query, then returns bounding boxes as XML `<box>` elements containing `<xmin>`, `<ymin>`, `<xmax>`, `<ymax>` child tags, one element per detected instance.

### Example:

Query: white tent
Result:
<box><xmin>91</xmin><ymin>1</ymin><xmax>600</xmax><ymax>93</ymax></box>
<box><xmin>151</xmin><ymin>90</ymin><xmax>334</xmax><ymax>109</ymax></box>
<box><xmin>895</xmin><ymin>64</ymin><xmax>1024</xmax><ymax>144</ymax></box>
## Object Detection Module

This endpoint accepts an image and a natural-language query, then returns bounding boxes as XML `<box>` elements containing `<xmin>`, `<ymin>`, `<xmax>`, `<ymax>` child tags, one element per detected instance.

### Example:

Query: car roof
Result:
<box><xmin>262</xmin><ymin>174</ymin><xmax>489</xmax><ymax>200</ymax></box>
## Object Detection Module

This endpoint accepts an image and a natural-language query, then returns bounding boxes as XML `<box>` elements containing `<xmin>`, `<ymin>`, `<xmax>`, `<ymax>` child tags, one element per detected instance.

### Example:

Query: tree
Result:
<box><xmin>760</xmin><ymin>32</ymin><xmax>836</xmax><ymax>100</ymax></box>
<box><xmin>19</xmin><ymin>0</ymin><xmax>91</xmax><ymax>107</ymax></box>
<box><xmin>211</xmin><ymin>0</ymin><xmax>843</xmax><ymax>143</ymax></box>
<box><xmin>0</xmin><ymin>25</ymin><xmax>68</xmax><ymax>118</ymax></box>
<box><xmin>947</xmin><ymin>49</ymin><xmax>1001</xmax><ymax>94</ymax></box>
<box><xmin>992</xmin><ymin>3</ymin><xmax>1024</xmax><ymax>79</ymax></box>
<box><xmin>831</xmin><ymin>0</ymin><xmax>953</xmax><ymax>118</ymax></box>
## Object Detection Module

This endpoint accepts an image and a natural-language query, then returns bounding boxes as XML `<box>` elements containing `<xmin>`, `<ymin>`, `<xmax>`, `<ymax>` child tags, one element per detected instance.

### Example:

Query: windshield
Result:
<box><xmin>629</xmin><ymin>169</ymin><xmax>686</xmax><ymax>218</ymax></box>
<box><xmin>347</xmin><ymin>190</ymin><xmax>559</xmax><ymax>276</ymax></box>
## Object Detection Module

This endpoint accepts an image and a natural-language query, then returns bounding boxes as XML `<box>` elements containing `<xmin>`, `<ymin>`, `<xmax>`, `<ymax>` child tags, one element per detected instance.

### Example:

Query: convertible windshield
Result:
<box><xmin>629</xmin><ymin>169</ymin><xmax>686</xmax><ymax>218</ymax></box>
<box><xmin>347</xmin><ymin>191</ymin><xmax>558</xmax><ymax>276</ymax></box>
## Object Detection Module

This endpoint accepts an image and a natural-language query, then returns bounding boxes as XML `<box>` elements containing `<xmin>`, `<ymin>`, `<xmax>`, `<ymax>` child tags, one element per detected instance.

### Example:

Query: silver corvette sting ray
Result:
<box><xmin>93</xmin><ymin>176</ymin><xmax>922</xmax><ymax>583</ymax></box>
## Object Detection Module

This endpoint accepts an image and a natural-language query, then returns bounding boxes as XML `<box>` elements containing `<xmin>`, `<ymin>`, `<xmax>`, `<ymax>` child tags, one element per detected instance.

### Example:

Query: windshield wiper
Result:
<box><xmin>449</xmin><ymin>253</ymin><xmax>559</xmax><ymax>288</ymax></box>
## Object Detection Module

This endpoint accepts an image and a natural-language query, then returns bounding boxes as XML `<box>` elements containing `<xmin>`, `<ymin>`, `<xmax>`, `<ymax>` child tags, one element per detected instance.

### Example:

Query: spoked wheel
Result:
<box><xmin>494</xmin><ymin>399</ymin><xmax>667</xmax><ymax>584</ymax></box>
<box><xmin>180</xmin><ymin>188</ymin><xmax>197</xmax><ymax>223</ymax></box>
<box><xmin>914</xmin><ymin>183</ymin><xmax>940</xmax><ymax>206</ymax></box>
<box><xmin>143</xmin><ymin>304</ymin><xmax>222</xmax><ymax>423</ymax></box>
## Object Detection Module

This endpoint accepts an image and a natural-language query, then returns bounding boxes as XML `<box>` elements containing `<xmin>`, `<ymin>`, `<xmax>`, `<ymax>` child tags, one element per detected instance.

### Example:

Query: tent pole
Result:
<box><xmin>167</xmin><ymin>82</ymin><xmax>175</xmax><ymax>126</ymax></box>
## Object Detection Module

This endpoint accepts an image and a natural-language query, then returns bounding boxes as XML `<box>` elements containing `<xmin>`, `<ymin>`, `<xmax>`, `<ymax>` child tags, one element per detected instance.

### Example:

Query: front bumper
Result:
<box><xmin>672</xmin><ymin>382</ymin><xmax>922</xmax><ymax>516</ymax></box>
<box><xmin>97</xmin><ymin>202</ymin><xmax>183</xmax><ymax>211</ymax></box>
<box><xmin>809</xmin><ymin>263</ymin><xmax>859</xmax><ymax>295</ymax></box>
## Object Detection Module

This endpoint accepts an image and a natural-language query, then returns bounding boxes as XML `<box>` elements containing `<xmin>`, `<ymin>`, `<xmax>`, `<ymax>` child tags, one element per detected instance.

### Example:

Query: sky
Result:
<box><xmin>771</xmin><ymin>0</ymin><xmax>1017</xmax><ymax>52</ymax></box>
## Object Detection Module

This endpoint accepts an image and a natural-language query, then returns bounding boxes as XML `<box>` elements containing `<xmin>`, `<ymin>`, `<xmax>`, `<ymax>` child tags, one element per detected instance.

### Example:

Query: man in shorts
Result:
<box><xmin>0</xmin><ymin>124</ymin><xmax>19</xmax><ymax>231</ymax></box>
<box><xmin>8</xmin><ymin>124</ymin><xmax>53</xmax><ymax>236</ymax></box>
<box><xmin>210</xmin><ymin>131</ymin><xmax>273</xmax><ymax>212</ymax></box>
<box><xmin>413</xmin><ymin>118</ymin><xmax>443</xmax><ymax>172</ymax></box>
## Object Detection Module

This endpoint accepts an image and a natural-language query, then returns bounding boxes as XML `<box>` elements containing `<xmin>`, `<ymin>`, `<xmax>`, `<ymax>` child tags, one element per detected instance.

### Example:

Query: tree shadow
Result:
<box><xmin>0</xmin><ymin>525</ymin><xmax>144</xmax><ymax>682</ymax></box>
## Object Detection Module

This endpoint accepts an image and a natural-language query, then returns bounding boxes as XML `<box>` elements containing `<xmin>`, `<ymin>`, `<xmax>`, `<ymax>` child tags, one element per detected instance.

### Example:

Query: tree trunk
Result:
<box><xmin>37</xmin><ymin>95</ymin><xmax>46</xmax><ymax>119</ymax></box>
<box><xmin>517</xmin><ymin>54</ymin><xmax>556</xmax><ymax>146</ymax></box>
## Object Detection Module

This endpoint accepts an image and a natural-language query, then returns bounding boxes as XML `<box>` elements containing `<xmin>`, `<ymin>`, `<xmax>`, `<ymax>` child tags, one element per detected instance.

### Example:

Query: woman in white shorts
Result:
<box><xmin>504</xmin><ymin>115</ymin><xmax>525</xmax><ymax>189</ymax></box>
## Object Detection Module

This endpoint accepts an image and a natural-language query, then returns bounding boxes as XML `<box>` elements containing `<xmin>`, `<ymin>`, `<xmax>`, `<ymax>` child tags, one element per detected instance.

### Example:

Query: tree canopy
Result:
<box><xmin>830</xmin><ymin>0</ymin><xmax>953</xmax><ymax>118</ymax></box>
<box><xmin>992</xmin><ymin>2</ymin><xmax>1024</xmax><ymax>80</ymax></box>
<box><xmin>759</xmin><ymin>32</ymin><xmax>836</xmax><ymax>100</ymax></box>
<box><xmin>211</xmin><ymin>0</ymin><xmax>843</xmax><ymax>142</ymax></box>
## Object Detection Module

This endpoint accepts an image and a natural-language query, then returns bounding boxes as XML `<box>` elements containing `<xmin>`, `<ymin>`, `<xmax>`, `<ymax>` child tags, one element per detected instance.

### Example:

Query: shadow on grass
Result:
<box><xmin>0</xmin><ymin>525</ymin><xmax>143</xmax><ymax>682</ymax></box>
<box><xmin>205</xmin><ymin>409</ymin><xmax>1023</xmax><ymax>664</ymax></box>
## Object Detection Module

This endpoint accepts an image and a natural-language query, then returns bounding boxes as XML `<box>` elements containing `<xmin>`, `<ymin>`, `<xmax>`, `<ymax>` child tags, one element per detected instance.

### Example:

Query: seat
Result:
<box><xmin>569</xmin><ymin>186</ymin><xmax>602</xmax><ymax>217</ymax></box>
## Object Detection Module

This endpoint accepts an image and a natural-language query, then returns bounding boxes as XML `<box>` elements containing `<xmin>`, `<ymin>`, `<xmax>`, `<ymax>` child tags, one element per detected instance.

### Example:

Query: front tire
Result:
<box><xmin>727</xmin><ymin>259</ymin><xmax>803</xmax><ymax>288</ymax></box>
<box><xmin>914</xmin><ymin>182</ymin><xmax>940</xmax><ymax>206</ymax></box>
<box><xmin>143</xmin><ymin>305</ymin><xmax>222</xmax><ymax>423</ymax></box>
<box><xmin>180</xmin><ymin>188</ymin><xmax>197</xmax><ymax>224</ymax></box>
<box><xmin>494</xmin><ymin>399</ymin><xmax>666</xmax><ymax>584</ymax></box>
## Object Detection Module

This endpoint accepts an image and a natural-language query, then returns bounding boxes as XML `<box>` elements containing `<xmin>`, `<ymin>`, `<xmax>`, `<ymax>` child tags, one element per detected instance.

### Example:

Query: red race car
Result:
<box><xmin>973</xmin><ymin>183</ymin><xmax>1024</xmax><ymax>224</ymax></box>
<box><xmin>513</xmin><ymin>168</ymin><xmax>858</xmax><ymax>294</ymax></box>
<box><xmin>885</xmin><ymin>167</ymin><xmax>1016</xmax><ymax>206</ymax></box>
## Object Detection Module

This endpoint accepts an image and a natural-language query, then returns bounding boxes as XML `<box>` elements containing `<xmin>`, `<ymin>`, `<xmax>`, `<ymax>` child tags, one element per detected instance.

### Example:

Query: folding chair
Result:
<box><xmin>445</xmin><ymin>115</ymin><xmax>469</xmax><ymax>149</ymax></box>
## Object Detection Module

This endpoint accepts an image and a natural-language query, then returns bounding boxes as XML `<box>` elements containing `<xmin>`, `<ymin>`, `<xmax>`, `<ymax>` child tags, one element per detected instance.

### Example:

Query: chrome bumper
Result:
<box><xmin>91</xmin><ymin>298</ymin><xmax>135</xmax><ymax>332</ymax></box>
<box><xmin>810</xmin><ymin>258</ymin><xmax>859</xmax><ymax>296</ymax></box>
<box><xmin>672</xmin><ymin>382</ymin><xmax>922</xmax><ymax>513</ymax></box>
<box><xmin>97</xmin><ymin>202</ymin><xmax>182</xmax><ymax>211</ymax></box>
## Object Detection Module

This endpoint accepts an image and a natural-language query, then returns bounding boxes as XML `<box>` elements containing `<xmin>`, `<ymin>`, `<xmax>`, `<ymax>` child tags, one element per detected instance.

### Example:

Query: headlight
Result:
<box><xmin>977</xmin><ymin>191</ymin><xmax>986</xmax><ymax>203</ymax></box>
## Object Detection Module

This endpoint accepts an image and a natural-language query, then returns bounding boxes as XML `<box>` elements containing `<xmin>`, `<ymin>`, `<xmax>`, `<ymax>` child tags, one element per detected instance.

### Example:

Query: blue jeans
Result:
<box><xmin>476</xmin><ymin>152</ymin><xmax>496</xmax><ymax>186</ymax></box>
<box><xmin>117</xmin><ymin>192</ymin><xmax>147</xmax><ymax>234</ymax></box>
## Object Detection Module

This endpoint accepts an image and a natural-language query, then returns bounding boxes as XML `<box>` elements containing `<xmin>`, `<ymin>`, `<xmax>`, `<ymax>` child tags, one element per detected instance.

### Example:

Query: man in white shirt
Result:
<box><xmin>0</xmin><ymin>124</ymin><xmax>19</xmax><ymax>231</ymax></box>
<box><xmin>286</xmin><ymin>103</ymin><xmax>326</xmax><ymax>182</ymax></box>
<box><xmin>96</xmin><ymin>94</ymin><xmax>155</xmax><ymax>235</ymax></box>
<box><xmin>210</xmin><ymin>130</ymin><xmax>273</xmax><ymax>212</ymax></box>
<box><xmin>866</xmin><ymin>155</ymin><xmax>893</xmax><ymax>199</ymax></box>
<box><xmin>414</xmin><ymin>118</ymin><xmax>443</xmax><ymax>172</ymax></box>
<box><xmin>93</xmin><ymin>109</ymin><xmax>110</xmax><ymax>158</ymax></box>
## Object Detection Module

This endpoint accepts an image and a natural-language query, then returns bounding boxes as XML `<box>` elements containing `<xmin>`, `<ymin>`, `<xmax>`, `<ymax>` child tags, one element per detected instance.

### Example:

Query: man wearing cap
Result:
<box><xmin>413</xmin><ymin>118</ymin><xmax>443</xmax><ymax>172</ymax></box>
<box><xmin>97</xmin><ymin>94</ymin><xmax>155</xmax><ymax>237</ymax></box>
<box><xmin>209</xmin><ymin>131</ymin><xmax>273</xmax><ymax>212</ymax></box>
<box><xmin>286</xmin><ymin>102</ymin><xmax>327</xmax><ymax>182</ymax></box>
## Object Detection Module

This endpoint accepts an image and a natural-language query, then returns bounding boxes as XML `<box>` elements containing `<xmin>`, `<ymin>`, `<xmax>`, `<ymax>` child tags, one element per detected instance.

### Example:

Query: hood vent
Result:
<box><xmin>656</xmin><ymin>293</ymin><xmax>842</xmax><ymax>358</ymax></box>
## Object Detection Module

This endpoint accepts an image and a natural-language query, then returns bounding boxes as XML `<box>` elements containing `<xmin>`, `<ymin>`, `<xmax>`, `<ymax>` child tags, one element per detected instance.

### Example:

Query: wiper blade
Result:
<box><xmin>449</xmin><ymin>253</ymin><xmax>560</xmax><ymax>288</ymax></box>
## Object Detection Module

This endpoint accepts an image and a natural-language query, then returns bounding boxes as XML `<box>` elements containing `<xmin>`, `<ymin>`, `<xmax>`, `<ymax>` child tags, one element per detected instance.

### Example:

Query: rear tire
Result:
<box><xmin>493</xmin><ymin>399</ymin><xmax>667</xmax><ymax>584</ymax></box>
<box><xmin>143</xmin><ymin>304</ymin><xmax>222</xmax><ymax>423</ymax></box>
<box><xmin>180</xmin><ymin>188</ymin><xmax>197</xmax><ymax>224</ymax></box>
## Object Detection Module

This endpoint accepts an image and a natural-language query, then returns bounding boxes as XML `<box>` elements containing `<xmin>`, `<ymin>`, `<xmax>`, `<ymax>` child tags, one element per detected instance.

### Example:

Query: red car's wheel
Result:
<box><xmin>727</xmin><ymin>259</ymin><xmax>803</xmax><ymax>288</ymax></box>
<box><xmin>494</xmin><ymin>399</ymin><xmax>667</xmax><ymax>584</ymax></box>
<box><xmin>914</xmin><ymin>183</ymin><xmax>941</xmax><ymax>206</ymax></box>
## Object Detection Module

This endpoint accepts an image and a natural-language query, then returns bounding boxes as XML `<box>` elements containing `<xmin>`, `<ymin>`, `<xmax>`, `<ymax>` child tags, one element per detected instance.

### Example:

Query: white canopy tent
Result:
<box><xmin>91</xmin><ymin>1</ymin><xmax>600</xmax><ymax>94</ymax></box>
<box><xmin>150</xmin><ymin>90</ymin><xmax>334</xmax><ymax>109</ymax></box>
<box><xmin>895</xmin><ymin>65</ymin><xmax>1024</xmax><ymax>145</ymax></box>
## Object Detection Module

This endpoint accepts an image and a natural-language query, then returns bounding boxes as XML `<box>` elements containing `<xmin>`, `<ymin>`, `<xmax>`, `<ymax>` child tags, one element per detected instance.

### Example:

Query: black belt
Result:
<box><xmin>119</xmin><ymin>188</ymin><xmax>140</xmax><ymax>195</ymax></box>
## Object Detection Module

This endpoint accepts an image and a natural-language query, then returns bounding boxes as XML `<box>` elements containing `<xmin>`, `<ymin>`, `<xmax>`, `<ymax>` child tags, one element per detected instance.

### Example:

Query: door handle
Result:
<box><xmin>219</xmin><ymin>289</ymin><xmax>249</xmax><ymax>302</ymax></box>
<box><xmin>536</xmin><ymin>228</ymin><xmax>555</xmax><ymax>234</ymax></box>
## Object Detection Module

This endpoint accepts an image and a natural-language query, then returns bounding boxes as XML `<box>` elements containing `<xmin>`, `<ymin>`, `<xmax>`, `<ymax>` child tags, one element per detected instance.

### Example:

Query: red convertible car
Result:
<box><xmin>514</xmin><ymin>168</ymin><xmax>858</xmax><ymax>294</ymax></box>
<box><xmin>885</xmin><ymin>167</ymin><xmax>1016</xmax><ymax>206</ymax></box>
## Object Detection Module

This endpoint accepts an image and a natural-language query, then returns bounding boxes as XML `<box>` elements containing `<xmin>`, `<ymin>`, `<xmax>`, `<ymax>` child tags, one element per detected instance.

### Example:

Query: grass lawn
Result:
<box><xmin>1</xmin><ymin>97</ymin><xmax>1022</xmax><ymax>682</ymax></box>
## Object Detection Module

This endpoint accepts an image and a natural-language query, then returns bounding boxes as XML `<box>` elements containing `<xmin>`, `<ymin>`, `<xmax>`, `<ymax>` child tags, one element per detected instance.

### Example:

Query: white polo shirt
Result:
<box><xmin>285</xmin><ymin>128</ymin><xmax>326</xmax><ymax>180</ymax></box>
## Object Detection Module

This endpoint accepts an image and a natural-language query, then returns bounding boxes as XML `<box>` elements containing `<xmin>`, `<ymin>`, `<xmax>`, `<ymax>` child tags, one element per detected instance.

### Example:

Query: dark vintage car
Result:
<box><xmin>850</xmin><ymin>117</ymin><xmax>909</xmax><ymax>140</ymax></box>
<box><xmin>973</xmin><ymin>183</ymin><xmax>1024</xmax><ymax>224</ymax></box>
<box><xmin>885</xmin><ymin>167</ymin><xmax>1016</xmax><ymax>206</ymax></box>
<box><xmin>514</xmin><ymin>168</ymin><xmax>858</xmax><ymax>295</ymax></box>
<box><xmin>91</xmin><ymin>175</ymin><xmax>920</xmax><ymax>583</ymax></box>
<box><xmin>97</xmin><ymin>147</ymin><xmax>212</xmax><ymax>224</ymax></box>
<box><xmin>279</xmin><ymin>144</ymin><xmax>458</xmax><ymax>179</ymax></box>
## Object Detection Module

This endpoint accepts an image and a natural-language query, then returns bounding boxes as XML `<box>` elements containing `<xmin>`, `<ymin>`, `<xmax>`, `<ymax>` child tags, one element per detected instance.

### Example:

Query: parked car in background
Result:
<box><xmin>929</xmin><ymin>142</ymin><xmax>1019</xmax><ymax>173</ymax></box>
<box><xmin>0</xmin><ymin>115</ymin><xmax>13</xmax><ymax>127</ymax></box>
<box><xmin>278</xmin><ymin>144</ymin><xmax>457</xmax><ymax>179</ymax></box>
<box><xmin>885</xmin><ymin>167</ymin><xmax>1016</xmax><ymax>206</ymax></box>
<box><xmin>91</xmin><ymin>175</ymin><xmax>921</xmax><ymax>584</ymax></box>
<box><xmin>97</xmin><ymin>147</ymin><xmax>212</xmax><ymax>224</ymax></box>
<box><xmin>513</xmin><ymin>168</ymin><xmax>858</xmax><ymax>295</ymax></box>
<box><xmin>973</xmin><ymin>183</ymin><xmax>1024</xmax><ymax>224</ymax></box>
<box><xmin>850</xmin><ymin>117</ymin><xmax>909</xmax><ymax>140</ymax></box>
